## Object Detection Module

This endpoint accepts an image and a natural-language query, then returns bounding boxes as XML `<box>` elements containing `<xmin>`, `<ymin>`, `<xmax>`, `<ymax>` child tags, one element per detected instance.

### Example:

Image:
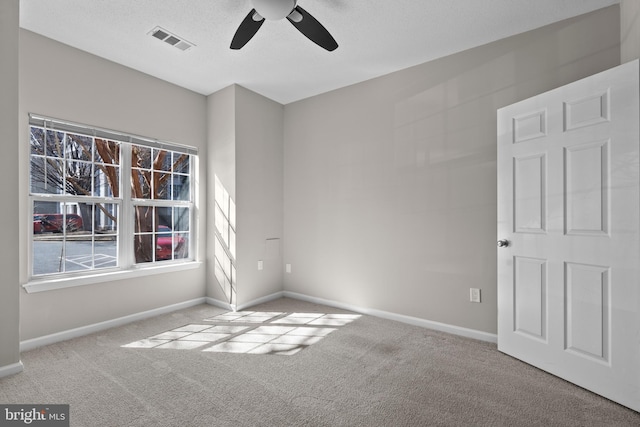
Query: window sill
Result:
<box><xmin>23</xmin><ymin>261</ymin><xmax>202</xmax><ymax>294</ymax></box>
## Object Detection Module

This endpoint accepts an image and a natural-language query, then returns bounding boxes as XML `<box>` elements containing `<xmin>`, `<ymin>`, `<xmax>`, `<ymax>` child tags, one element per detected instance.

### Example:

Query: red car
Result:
<box><xmin>33</xmin><ymin>213</ymin><xmax>83</xmax><ymax>233</ymax></box>
<box><xmin>156</xmin><ymin>225</ymin><xmax>187</xmax><ymax>260</ymax></box>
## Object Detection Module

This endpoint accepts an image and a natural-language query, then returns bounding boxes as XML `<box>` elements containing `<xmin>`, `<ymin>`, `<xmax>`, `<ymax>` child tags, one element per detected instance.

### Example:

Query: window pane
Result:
<box><xmin>156</xmin><ymin>229</ymin><xmax>174</xmax><ymax>261</ymax></box>
<box><xmin>30</xmin><ymin>127</ymin><xmax>45</xmax><ymax>155</ymax></box>
<box><xmin>156</xmin><ymin>206</ymin><xmax>171</xmax><ymax>228</ymax></box>
<box><xmin>66</xmin><ymin>161</ymin><xmax>93</xmax><ymax>196</ymax></box>
<box><xmin>174</xmin><ymin>154</ymin><xmax>190</xmax><ymax>174</ymax></box>
<box><xmin>134</xmin><ymin>206</ymin><xmax>154</xmax><ymax>233</ymax></box>
<box><xmin>66</xmin><ymin>134</ymin><xmax>92</xmax><ymax>162</ymax></box>
<box><xmin>153</xmin><ymin>172</ymin><xmax>171</xmax><ymax>200</ymax></box>
<box><xmin>134</xmin><ymin>233</ymin><xmax>154</xmax><ymax>263</ymax></box>
<box><xmin>94</xmin><ymin>139</ymin><xmax>119</xmax><ymax>165</ymax></box>
<box><xmin>94</xmin><ymin>165</ymin><xmax>119</xmax><ymax>198</ymax></box>
<box><xmin>174</xmin><ymin>207</ymin><xmax>189</xmax><ymax>231</ymax></box>
<box><xmin>175</xmin><ymin>233</ymin><xmax>189</xmax><ymax>259</ymax></box>
<box><xmin>31</xmin><ymin>157</ymin><xmax>64</xmax><ymax>194</ymax></box>
<box><xmin>95</xmin><ymin>240</ymin><xmax>118</xmax><ymax>269</ymax></box>
<box><xmin>156</xmin><ymin>149</ymin><xmax>172</xmax><ymax>171</ymax></box>
<box><xmin>67</xmin><ymin>214</ymin><xmax>84</xmax><ymax>233</ymax></box>
<box><xmin>34</xmin><ymin>201</ymin><xmax>57</xmax><ymax>233</ymax></box>
<box><xmin>134</xmin><ymin>205</ymin><xmax>155</xmax><ymax>263</ymax></box>
<box><xmin>173</xmin><ymin>174</ymin><xmax>190</xmax><ymax>201</ymax></box>
<box><xmin>64</xmin><ymin>240</ymin><xmax>93</xmax><ymax>272</ymax></box>
<box><xmin>131</xmin><ymin>169</ymin><xmax>151</xmax><ymax>199</ymax></box>
<box><xmin>45</xmin><ymin>130</ymin><xmax>65</xmax><ymax>158</ymax></box>
<box><xmin>133</xmin><ymin>145</ymin><xmax>151</xmax><ymax>169</ymax></box>
<box><xmin>33</xmin><ymin>239</ymin><xmax>64</xmax><ymax>275</ymax></box>
<box><xmin>95</xmin><ymin>203</ymin><xmax>118</xmax><ymax>234</ymax></box>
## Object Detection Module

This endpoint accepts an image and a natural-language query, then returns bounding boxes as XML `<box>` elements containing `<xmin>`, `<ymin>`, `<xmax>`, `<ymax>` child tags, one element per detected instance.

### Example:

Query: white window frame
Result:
<box><xmin>25</xmin><ymin>114</ymin><xmax>199</xmax><ymax>293</ymax></box>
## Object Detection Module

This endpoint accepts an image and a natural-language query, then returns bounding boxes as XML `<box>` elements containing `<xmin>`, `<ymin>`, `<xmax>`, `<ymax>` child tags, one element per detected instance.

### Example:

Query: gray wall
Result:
<box><xmin>234</xmin><ymin>86</ymin><xmax>284</xmax><ymax>306</ymax></box>
<box><xmin>0</xmin><ymin>0</ymin><xmax>21</xmax><ymax>374</ymax></box>
<box><xmin>207</xmin><ymin>85</ymin><xmax>284</xmax><ymax>308</ymax></box>
<box><xmin>19</xmin><ymin>30</ymin><xmax>208</xmax><ymax>340</ymax></box>
<box><xmin>207</xmin><ymin>85</ymin><xmax>237</xmax><ymax>304</ymax></box>
<box><xmin>621</xmin><ymin>0</ymin><xmax>640</xmax><ymax>62</ymax></box>
<box><xmin>282</xmin><ymin>6</ymin><xmax>621</xmax><ymax>335</ymax></box>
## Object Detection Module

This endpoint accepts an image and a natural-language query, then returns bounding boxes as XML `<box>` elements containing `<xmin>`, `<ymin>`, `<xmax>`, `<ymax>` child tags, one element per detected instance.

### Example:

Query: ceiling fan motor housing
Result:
<box><xmin>232</xmin><ymin>0</ymin><xmax>337</xmax><ymax>51</ymax></box>
<box><xmin>252</xmin><ymin>0</ymin><xmax>297</xmax><ymax>20</ymax></box>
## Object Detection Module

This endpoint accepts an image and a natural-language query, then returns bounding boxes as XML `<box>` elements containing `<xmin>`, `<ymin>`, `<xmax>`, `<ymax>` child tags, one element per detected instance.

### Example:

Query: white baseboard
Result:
<box><xmin>205</xmin><ymin>297</ymin><xmax>234</xmax><ymax>311</ymax></box>
<box><xmin>206</xmin><ymin>292</ymin><xmax>285</xmax><ymax>312</ymax></box>
<box><xmin>19</xmin><ymin>290</ymin><xmax>497</xmax><ymax>354</ymax></box>
<box><xmin>20</xmin><ymin>297</ymin><xmax>207</xmax><ymax>352</ymax></box>
<box><xmin>235</xmin><ymin>292</ymin><xmax>284</xmax><ymax>311</ymax></box>
<box><xmin>282</xmin><ymin>291</ymin><xmax>498</xmax><ymax>344</ymax></box>
<box><xmin>0</xmin><ymin>361</ymin><xmax>24</xmax><ymax>379</ymax></box>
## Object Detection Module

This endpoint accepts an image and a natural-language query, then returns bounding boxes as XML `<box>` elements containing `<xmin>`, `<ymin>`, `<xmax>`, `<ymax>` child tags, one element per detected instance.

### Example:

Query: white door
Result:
<box><xmin>497</xmin><ymin>60</ymin><xmax>640</xmax><ymax>412</ymax></box>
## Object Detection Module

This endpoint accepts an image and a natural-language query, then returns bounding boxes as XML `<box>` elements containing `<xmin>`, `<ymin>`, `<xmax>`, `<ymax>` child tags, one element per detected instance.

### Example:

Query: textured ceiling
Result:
<box><xmin>20</xmin><ymin>0</ymin><xmax>619</xmax><ymax>104</ymax></box>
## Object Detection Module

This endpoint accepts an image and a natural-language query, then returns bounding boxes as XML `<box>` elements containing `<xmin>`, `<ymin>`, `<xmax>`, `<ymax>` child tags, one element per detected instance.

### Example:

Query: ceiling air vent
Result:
<box><xmin>149</xmin><ymin>26</ymin><xmax>195</xmax><ymax>51</ymax></box>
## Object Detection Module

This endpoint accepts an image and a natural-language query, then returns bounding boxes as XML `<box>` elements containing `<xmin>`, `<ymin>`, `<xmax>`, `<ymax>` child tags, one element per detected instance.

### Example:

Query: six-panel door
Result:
<box><xmin>497</xmin><ymin>60</ymin><xmax>640</xmax><ymax>412</ymax></box>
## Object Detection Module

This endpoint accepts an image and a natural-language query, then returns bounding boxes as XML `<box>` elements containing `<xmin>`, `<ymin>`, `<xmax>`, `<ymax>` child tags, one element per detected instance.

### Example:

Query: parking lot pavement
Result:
<box><xmin>32</xmin><ymin>240</ymin><xmax>117</xmax><ymax>275</ymax></box>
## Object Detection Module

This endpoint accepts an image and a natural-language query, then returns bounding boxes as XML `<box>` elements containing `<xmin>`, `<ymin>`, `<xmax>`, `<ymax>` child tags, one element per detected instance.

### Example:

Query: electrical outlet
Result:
<box><xmin>258</xmin><ymin>260</ymin><xmax>263</xmax><ymax>271</ymax></box>
<box><xmin>470</xmin><ymin>288</ymin><xmax>481</xmax><ymax>303</ymax></box>
<box><xmin>285</xmin><ymin>263</ymin><xmax>292</xmax><ymax>273</ymax></box>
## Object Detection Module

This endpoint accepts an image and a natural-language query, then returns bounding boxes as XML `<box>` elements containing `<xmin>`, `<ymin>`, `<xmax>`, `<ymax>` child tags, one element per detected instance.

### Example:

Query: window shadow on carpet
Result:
<box><xmin>121</xmin><ymin>311</ymin><xmax>361</xmax><ymax>355</ymax></box>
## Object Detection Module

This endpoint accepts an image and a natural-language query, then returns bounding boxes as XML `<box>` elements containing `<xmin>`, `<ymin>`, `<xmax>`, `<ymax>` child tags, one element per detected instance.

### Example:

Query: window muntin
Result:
<box><xmin>29</xmin><ymin>118</ymin><xmax>195</xmax><ymax>280</ymax></box>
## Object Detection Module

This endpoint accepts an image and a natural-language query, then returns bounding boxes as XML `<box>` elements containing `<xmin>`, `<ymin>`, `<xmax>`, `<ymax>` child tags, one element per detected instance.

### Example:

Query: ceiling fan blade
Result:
<box><xmin>230</xmin><ymin>9</ymin><xmax>265</xmax><ymax>50</ymax></box>
<box><xmin>286</xmin><ymin>6</ymin><xmax>338</xmax><ymax>51</ymax></box>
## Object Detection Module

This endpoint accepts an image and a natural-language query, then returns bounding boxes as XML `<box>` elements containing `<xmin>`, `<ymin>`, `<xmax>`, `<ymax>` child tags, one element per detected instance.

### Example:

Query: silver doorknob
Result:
<box><xmin>497</xmin><ymin>239</ymin><xmax>510</xmax><ymax>248</ymax></box>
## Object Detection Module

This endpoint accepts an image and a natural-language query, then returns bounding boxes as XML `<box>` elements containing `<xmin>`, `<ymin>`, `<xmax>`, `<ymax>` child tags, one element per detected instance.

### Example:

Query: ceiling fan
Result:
<box><xmin>230</xmin><ymin>0</ymin><xmax>338</xmax><ymax>51</ymax></box>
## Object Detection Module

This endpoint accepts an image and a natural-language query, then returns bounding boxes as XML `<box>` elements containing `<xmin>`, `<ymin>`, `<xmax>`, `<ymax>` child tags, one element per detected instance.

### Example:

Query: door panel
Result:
<box><xmin>498</xmin><ymin>60</ymin><xmax>640</xmax><ymax>412</ymax></box>
<box><xmin>564</xmin><ymin>262</ymin><xmax>609</xmax><ymax>362</ymax></box>
<box><xmin>563</xmin><ymin>90</ymin><xmax>609</xmax><ymax>131</ymax></box>
<box><xmin>514</xmin><ymin>154</ymin><xmax>546</xmax><ymax>233</ymax></box>
<box><xmin>513</xmin><ymin>256</ymin><xmax>546</xmax><ymax>340</ymax></box>
<box><xmin>564</xmin><ymin>141</ymin><xmax>608</xmax><ymax>235</ymax></box>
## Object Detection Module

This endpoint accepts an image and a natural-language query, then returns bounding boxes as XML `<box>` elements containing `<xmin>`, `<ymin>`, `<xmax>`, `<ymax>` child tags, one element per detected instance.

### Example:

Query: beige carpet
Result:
<box><xmin>1</xmin><ymin>297</ymin><xmax>639</xmax><ymax>426</ymax></box>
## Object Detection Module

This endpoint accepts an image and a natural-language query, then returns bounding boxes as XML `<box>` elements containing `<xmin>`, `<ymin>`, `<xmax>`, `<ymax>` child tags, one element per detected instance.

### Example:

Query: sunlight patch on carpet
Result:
<box><xmin>121</xmin><ymin>311</ymin><xmax>361</xmax><ymax>355</ymax></box>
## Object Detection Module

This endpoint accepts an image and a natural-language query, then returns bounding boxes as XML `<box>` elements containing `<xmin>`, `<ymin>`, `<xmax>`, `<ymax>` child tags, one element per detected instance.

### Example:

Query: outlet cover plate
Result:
<box><xmin>470</xmin><ymin>288</ymin><xmax>481</xmax><ymax>303</ymax></box>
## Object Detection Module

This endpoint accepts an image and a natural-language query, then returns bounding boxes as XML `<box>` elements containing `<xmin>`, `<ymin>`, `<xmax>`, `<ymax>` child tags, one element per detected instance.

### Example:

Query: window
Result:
<box><xmin>29</xmin><ymin>115</ymin><xmax>197</xmax><ymax>280</ymax></box>
<box><xmin>131</xmin><ymin>144</ymin><xmax>192</xmax><ymax>264</ymax></box>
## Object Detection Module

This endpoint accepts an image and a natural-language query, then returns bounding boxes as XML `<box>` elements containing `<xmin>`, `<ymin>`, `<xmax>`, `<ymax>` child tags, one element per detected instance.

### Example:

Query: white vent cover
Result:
<box><xmin>149</xmin><ymin>26</ymin><xmax>194</xmax><ymax>51</ymax></box>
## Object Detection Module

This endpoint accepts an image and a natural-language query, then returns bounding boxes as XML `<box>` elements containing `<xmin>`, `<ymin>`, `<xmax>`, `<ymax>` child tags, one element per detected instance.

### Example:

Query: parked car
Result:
<box><xmin>33</xmin><ymin>213</ymin><xmax>83</xmax><ymax>233</ymax></box>
<box><xmin>156</xmin><ymin>225</ymin><xmax>187</xmax><ymax>260</ymax></box>
<box><xmin>33</xmin><ymin>218</ymin><xmax>43</xmax><ymax>234</ymax></box>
